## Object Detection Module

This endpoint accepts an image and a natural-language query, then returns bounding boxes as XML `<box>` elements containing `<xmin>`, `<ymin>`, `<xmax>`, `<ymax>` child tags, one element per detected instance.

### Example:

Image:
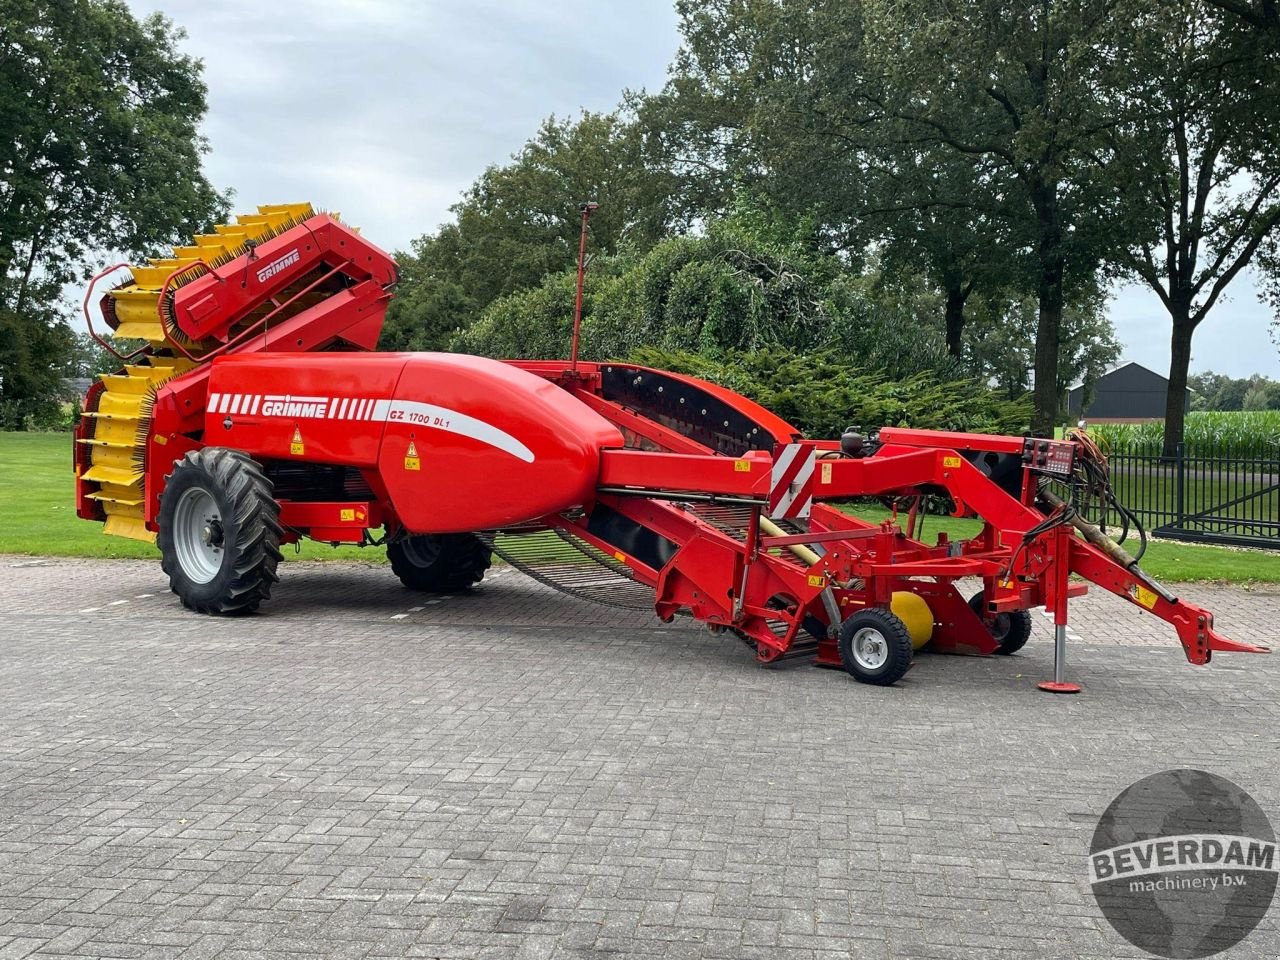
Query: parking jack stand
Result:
<box><xmin>1039</xmin><ymin>623</ymin><xmax>1082</xmax><ymax>694</ymax></box>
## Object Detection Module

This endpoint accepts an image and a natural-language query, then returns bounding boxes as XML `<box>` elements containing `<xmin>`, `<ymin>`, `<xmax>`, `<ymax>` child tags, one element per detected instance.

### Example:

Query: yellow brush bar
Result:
<box><xmin>84</xmin><ymin>203</ymin><xmax>314</xmax><ymax>544</ymax></box>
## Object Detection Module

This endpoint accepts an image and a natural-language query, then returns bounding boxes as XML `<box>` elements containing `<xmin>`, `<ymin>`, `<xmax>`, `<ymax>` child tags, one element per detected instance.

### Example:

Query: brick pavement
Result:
<box><xmin>1</xmin><ymin>555</ymin><xmax>1278</xmax><ymax>959</ymax></box>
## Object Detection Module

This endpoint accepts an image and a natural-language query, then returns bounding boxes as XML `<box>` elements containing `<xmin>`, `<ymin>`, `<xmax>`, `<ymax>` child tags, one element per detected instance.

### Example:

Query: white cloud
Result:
<box><xmin>131</xmin><ymin>0</ymin><xmax>680</xmax><ymax>248</ymax></box>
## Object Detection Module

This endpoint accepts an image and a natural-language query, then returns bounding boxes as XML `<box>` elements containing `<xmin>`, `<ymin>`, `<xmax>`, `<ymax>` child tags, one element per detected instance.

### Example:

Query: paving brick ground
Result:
<box><xmin>1</xmin><ymin>555</ymin><xmax>1278</xmax><ymax>959</ymax></box>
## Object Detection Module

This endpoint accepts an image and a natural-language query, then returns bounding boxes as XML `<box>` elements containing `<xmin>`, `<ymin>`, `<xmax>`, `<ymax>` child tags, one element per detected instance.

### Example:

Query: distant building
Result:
<box><xmin>1066</xmin><ymin>361</ymin><xmax>1190</xmax><ymax>423</ymax></box>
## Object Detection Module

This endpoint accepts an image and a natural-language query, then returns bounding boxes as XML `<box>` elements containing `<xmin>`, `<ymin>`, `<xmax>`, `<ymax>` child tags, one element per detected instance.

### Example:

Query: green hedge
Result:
<box><xmin>631</xmin><ymin>347</ymin><xmax>1031</xmax><ymax>438</ymax></box>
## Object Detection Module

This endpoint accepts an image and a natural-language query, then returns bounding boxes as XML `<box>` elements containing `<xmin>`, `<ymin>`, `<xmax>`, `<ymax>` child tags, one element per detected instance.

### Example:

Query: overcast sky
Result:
<box><xmin>129</xmin><ymin>0</ymin><xmax>1278</xmax><ymax>380</ymax></box>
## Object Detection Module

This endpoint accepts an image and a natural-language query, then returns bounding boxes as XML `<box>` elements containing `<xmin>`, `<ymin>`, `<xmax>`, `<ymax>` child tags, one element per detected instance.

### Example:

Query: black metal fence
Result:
<box><xmin>1100</xmin><ymin>442</ymin><xmax>1280</xmax><ymax>550</ymax></box>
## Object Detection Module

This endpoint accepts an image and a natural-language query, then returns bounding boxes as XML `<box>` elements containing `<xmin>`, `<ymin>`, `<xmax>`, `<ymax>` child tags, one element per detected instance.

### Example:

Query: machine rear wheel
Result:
<box><xmin>387</xmin><ymin>533</ymin><xmax>492</xmax><ymax>592</ymax></box>
<box><xmin>158</xmin><ymin>448</ymin><xmax>282</xmax><ymax>614</ymax></box>
<box><xmin>968</xmin><ymin>592</ymin><xmax>1033</xmax><ymax>655</ymax></box>
<box><xmin>838</xmin><ymin>608</ymin><xmax>914</xmax><ymax>686</ymax></box>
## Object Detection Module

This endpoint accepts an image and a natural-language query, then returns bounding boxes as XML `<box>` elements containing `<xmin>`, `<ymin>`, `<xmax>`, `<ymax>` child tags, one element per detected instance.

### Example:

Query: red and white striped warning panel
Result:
<box><xmin>769</xmin><ymin>443</ymin><xmax>816</xmax><ymax>519</ymax></box>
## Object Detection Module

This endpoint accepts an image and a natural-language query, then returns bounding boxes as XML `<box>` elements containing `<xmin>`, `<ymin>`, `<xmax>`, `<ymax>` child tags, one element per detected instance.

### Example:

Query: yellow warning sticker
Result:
<box><xmin>613</xmin><ymin>551</ymin><xmax>626</xmax><ymax>562</ymax></box>
<box><xmin>821</xmin><ymin>461</ymin><xmax>833</xmax><ymax>484</ymax></box>
<box><xmin>1134</xmin><ymin>584</ymin><xmax>1158</xmax><ymax>609</ymax></box>
<box><xmin>340</xmin><ymin>508</ymin><xmax>355</xmax><ymax>522</ymax></box>
<box><xmin>943</xmin><ymin>455</ymin><xmax>963</xmax><ymax>468</ymax></box>
<box><xmin>807</xmin><ymin>574</ymin><xmax>827</xmax><ymax>588</ymax></box>
<box><xmin>154</xmin><ymin>434</ymin><xmax>168</xmax><ymax>446</ymax></box>
<box><xmin>404</xmin><ymin>440</ymin><xmax>420</xmax><ymax>471</ymax></box>
<box><xmin>734</xmin><ymin>460</ymin><xmax>751</xmax><ymax>472</ymax></box>
<box><xmin>290</xmin><ymin>427</ymin><xmax>304</xmax><ymax>456</ymax></box>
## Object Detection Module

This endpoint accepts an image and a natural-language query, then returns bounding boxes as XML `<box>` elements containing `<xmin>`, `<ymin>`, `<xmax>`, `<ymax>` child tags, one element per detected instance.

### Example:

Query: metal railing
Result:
<box><xmin>1100</xmin><ymin>441</ymin><xmax>1279</xmax><ymax>550</ymax></box>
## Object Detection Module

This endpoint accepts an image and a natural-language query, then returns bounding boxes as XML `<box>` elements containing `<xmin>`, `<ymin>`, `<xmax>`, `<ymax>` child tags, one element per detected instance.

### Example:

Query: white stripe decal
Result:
<box><xmin>333</xmin><ymin>398</ymin><xmax>346</xmax><ymax>419</ymax></box>
<box><xmin>372</xmin><ymin>400</ymin><xmax>534</xmax><ymax>463</ymax></box>
<box><xmin>249</xmin><ymin>395</ymin><xmax>260</xmax><ymax>415</ymax></box>
<box><xmin>229</xmin><ymin>395</ymin><xmax>242</xmax><ymax>415</ymax></box>
<box><xmin>353</xmin><ymin>399</ymin><xmax>365</xmax><ymax>420</ymax></box>
<box><xmin>770</xmin><ymin>444</ymin><xmax>802</xmax><ymax>490</ymax></box>
<box><xmin>775</xmin><ymin>455</ymin><xmax>815</xmax><ymax>516</ymax></box>
<box><xmin>209</xmin><ymin>393</ymin><xmax>221</xmax><ymax>413</ymax></box>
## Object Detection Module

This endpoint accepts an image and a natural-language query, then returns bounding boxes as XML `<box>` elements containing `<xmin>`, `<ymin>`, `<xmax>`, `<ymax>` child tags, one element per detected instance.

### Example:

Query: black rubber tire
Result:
<box><xmin>387</xmin><ymin>533</ymin><xmax>492</xmax><ymax>592</ymax></box>
<box><xmin>838</xmin><ymin>608</ymin><xmax>914</xmax><ymax>686</ymax></box>
<box><xmin>968</xmin><ymin>592</ymin><xmax>1033</xmax><ymax>655</ymax></box>
<box><xmin>157</xmin><ymin>448</ymin><xmax>282</xmax><ymax>615</ymax></box>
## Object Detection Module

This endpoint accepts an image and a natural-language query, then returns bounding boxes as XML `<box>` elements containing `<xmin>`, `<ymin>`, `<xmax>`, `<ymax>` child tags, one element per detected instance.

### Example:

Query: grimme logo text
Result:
<box><xmin>256</xmin><ymin>248</ymin><xmax>300</xmax><ymax>283</ymax></box>
<box><xmin>1090</xmin><ymin>833</ymin><xmax>1276</xmax><ymax>892</ymax></box>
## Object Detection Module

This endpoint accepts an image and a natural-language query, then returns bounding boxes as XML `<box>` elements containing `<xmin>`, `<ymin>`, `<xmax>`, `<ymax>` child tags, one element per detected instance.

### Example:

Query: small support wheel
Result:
<box><xmin>838</xmin><ymin>608</ymin><xmax>914</xmax><ymax>686</ymax></box>
<box><xmin>968</xmin><ymin>592</ymin><xmax>1032</xmax><ymax>655</ymax></box>
<box><xmin>387</xmin><ymin>533</ymin><xmax>492</xmax><ymax>592</ymax></box>
<box><xmin>157</xmin><ymin>448</ymin><xmax>282</xmax><ymax>615</ymax></box>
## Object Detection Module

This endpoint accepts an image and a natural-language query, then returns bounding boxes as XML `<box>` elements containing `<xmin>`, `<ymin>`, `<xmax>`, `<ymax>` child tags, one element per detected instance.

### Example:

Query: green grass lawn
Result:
<box><xmin>3</xmin><ymin>431</ymin><xmax>1278</xmax><ymax>583</ymax></box>
<box><xmin>0</xmin><ymin>432</ymin><xmax>383</xmax><ymax>562</ymax></box>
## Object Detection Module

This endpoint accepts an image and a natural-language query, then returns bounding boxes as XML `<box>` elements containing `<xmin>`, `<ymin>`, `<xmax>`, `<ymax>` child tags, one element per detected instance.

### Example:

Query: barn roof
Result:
<box><xmin>1067</xmin><ymin>361</ymin><xmax>1177</xmax><ymax>393</ymax></box>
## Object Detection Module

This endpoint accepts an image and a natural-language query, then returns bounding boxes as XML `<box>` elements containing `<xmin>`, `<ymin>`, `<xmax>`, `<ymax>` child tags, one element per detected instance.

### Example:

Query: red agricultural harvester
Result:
<box><xmin>76</xmin><ymin>203</ymin><xmax>1266</xmax><ymax>689</ymax></box>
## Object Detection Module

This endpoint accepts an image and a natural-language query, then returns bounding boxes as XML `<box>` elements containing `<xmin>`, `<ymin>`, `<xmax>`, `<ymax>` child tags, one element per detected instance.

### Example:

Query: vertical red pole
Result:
<box><xmin>570</xmin><ymin>202</ymin><xmax>598</xmax><ymax>374</ymax></box>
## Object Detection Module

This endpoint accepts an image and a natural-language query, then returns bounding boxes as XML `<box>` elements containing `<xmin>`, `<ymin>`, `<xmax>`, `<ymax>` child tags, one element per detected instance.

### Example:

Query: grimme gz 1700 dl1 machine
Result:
<box><xmin>76</xmin><ymin>202</ymin><xmax>1266</xmax><ymax>691</ymax></box>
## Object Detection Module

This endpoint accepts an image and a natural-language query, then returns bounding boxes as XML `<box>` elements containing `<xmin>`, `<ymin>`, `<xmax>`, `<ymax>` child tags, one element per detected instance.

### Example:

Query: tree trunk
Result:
<box><xmin>1163</xmin><ymin>305</ymin><xmax>1195</xmax><ymax>459</ymax></box>
<box><xmin>943</xmin><ymin>284</ymin><xmax>968</xmax><ymax>358</ymax></box>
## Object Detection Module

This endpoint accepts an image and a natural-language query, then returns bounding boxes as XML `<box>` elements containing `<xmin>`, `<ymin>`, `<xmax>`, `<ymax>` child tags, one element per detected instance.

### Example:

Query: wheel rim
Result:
<box><xmin>402</xmin><ymin>536</ymin><xmax>441</xmax><ymax>567</ymax></box>
<box><xmin>851</xmin><ymin>627</ymin><xmax>889</xmax><ymax>671</ymax></box>
<box><xmin>989</xmin><ymin>613</ymin><xmax>1011</xmax><ymax>642</ymax></box>
<box><xmin>172</xmin><ymin>487</ymin><xmax>224</xmax><ymax>584</ymax></box>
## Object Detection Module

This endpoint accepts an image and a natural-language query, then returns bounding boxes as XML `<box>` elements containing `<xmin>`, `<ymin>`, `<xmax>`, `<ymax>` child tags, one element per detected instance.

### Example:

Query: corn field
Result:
<box><xmin>1088</xmin><ymin>412</ymin><xmax>1280</xmax><ymax>454</ymax></box>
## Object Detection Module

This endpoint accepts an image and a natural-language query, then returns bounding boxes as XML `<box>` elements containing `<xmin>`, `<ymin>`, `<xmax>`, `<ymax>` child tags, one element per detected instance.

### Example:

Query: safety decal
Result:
<box><xmin>1133</xmin><ymin>584</ymin><xmax>1158</xmax><ymax>609</ymax></box>
<box><xmin>290</xmin><ymin>427</ymin><xmax>304</xmax><ymax>456</ymax></box>
<box><xmin>404</xmin><ymin>441</ymin><xmax>421</xmax><ymax>471</ymax></box>
<box><xmin>769</xmin><ymin>443</ymin><xmax>815</xmax><ymax>519</ymax></box>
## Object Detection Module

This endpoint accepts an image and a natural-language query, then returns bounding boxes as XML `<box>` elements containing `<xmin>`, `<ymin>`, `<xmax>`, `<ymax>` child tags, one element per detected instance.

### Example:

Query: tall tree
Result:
<box><xmin>851</xmin><ymin>0</ymin><xmax>1134</xmax><ymax>435</ymax></box>
<box><xmin>0</xmin><ymin>0</ymin><xmax>226</xmax><ymax>428</ymax></box>
<box><xmin>648</xmin><ymin>0</ymin><xmax>1133</xmax><ymax>432</ymax></box>
<box><xmin>1107</xmin><ymin>0</ymin><xmax>1280</xmax><ymax>454</ymax></box>
<box><xmin>648</xmin><ymin>1</ymin><xmax>1017</xmax><ymax>359</ymax></box>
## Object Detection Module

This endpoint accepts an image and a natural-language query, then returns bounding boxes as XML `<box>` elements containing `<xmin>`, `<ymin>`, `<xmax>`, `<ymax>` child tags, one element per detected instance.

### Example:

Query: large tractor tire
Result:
<box><xmin>838</xmin><ymin>607</ymin><xmax>915</xmax><ymax>686</ymax></box>
<box><xmin>157</xmin><ymin>448</ymin><xmax>283</xmax><ymax>615</ymax></box>
<box><xmin>387</xmin><ymin>533</ymin><xmax>492</xmax><ymax>592</ymax></box>
<box><xmin>968</xmin><ymin>592</ymin><xmax>1033</xmax><ymax>655</ymax></box>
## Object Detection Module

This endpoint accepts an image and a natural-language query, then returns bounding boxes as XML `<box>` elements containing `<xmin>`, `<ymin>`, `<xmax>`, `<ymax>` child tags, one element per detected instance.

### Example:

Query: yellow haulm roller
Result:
<box><xmin>890</xmin><ymin>591</ymin><xmax>934</xmax><ymax>650</ymax></box>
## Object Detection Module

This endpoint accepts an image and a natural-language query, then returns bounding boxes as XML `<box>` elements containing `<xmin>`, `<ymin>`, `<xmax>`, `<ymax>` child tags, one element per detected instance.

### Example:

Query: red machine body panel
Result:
<box><xmin>204</xmin><ymin>352</ymin><xmax>625</xmax><ymax>532</ymax></box>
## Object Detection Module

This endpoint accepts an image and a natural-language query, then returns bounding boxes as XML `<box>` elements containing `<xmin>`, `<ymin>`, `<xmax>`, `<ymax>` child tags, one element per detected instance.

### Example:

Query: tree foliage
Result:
<box><xmin>456</xmin><ymin>205</ymin><xmax>959</xmax><ymax>380</ymax></box>
<box><xmin>0</xmin><ymin>0</ymin><xmax>226</xmax><ymax>428</ymax></box>
<box><xmin>629</xmin><ymin>347</ymin><xmax>1032</xmax><ymax>439</ymax></box>
<box><xmin>381</xmin><ymin>111</ymin><xmax>679</xmax><ymax>351</ymax></box>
